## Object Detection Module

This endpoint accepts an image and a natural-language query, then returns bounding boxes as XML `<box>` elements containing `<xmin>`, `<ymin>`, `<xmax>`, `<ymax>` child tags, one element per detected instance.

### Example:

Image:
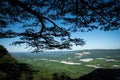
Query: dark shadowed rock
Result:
<box><xmin>78</xmin><ymin>68</ymin><xmax>120</xmax><ymax>80</ymax></box>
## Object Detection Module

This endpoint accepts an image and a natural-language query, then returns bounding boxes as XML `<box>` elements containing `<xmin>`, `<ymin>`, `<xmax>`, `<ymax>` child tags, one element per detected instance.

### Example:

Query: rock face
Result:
<box><xmin>0</xmin><ymin>45</ymin><xmax>37</xmax><ymax>80</ymax></box>
<box><xmin>78</xmin><ymin>68</ymin><xmax>120</xmax><ymax>80</ymax></box>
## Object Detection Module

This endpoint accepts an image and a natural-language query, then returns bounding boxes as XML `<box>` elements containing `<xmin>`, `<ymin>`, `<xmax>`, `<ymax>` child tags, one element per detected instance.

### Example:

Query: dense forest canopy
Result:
<box><xmin>0</xmin><ymin>0</ymin><xmax>120</xmax><ymax>52</ymax></box>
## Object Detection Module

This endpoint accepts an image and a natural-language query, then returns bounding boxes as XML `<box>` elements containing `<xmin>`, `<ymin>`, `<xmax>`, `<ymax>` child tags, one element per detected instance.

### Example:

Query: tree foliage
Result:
<box><xmin>0</xmin><ymin>45</ymin><xmax>38</xmax><ymax>80</ymax></box>
<box><xmin>0</xmin><ymin>0</ymin><xmax>120</xmax><ymax>52</ymax></box>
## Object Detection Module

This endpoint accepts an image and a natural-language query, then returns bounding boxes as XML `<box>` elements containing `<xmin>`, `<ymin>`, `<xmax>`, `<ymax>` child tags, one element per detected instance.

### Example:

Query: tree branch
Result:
<box><xmin>7</xmin><ymin>0</ymin><xmax>61</xmax><ymax>33</ymax></box>
<box><xmin>80</xmin><ymin>0</ymin><xmax>112</xmax><ymax>24</ymax></box>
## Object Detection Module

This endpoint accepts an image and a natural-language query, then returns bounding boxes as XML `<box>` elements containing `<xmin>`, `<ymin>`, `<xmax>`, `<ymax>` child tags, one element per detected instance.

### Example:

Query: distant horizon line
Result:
<box><xmin>10</xmin><ymin>48</ymin><xmax>120</xmax><ymax>53</ymax></box>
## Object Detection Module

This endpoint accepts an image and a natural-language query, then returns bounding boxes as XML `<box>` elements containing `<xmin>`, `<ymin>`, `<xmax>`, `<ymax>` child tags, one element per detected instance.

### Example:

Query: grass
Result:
<box><xmin>11</xmin><ymin>49</ymin><xmax>120</xmax><ymax>80</ymax></box>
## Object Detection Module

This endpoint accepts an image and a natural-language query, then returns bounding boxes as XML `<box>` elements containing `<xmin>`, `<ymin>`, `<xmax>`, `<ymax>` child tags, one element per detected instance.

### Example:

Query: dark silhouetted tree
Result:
<box><xmin>0</xmin><ymin>0</ymin><xmax>120</xmax><ymax>52</ymax></box>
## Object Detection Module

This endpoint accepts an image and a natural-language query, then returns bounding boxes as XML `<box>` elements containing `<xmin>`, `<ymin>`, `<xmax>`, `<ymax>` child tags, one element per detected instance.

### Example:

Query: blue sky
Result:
<box><xmin>0</xmin><ymin>0</ymin><xmax>120</xmax><ymax>52</ymax></box>
<box><xmin>71</xmin><ymin>29</ymin><xmax>120</xmax><ymax>50</ymax></box>
<box><xmin>0</xmin><ymin>28</ymin><xmax>120</xmax><ymax>52</ymax></box>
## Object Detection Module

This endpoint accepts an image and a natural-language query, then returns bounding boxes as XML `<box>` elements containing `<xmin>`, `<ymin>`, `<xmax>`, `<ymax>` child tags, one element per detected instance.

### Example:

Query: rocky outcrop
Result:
<box><xmin>78</xmin><ymin>68</ymin><xmax>120</xmax><ymax>80</ymax></box>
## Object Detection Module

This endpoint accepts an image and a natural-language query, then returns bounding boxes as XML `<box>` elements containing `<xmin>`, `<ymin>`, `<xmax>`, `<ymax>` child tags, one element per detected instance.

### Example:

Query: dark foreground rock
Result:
<box><xmin>77</xmin><ymin>68</ymin><xmax>120</xmax><ymax>80</ymax></box>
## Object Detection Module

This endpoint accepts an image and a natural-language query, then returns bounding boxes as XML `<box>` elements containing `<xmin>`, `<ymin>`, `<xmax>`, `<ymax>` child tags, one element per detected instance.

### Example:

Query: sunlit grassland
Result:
<box><xmin>24</xmin><ymin>60</ymin><xmax>95</xmax><ymax>79</ymax></box>
<box><xmin>11</xmin><ymin>49</ymin><xmax>120</xmax><ymax>79</ymax></box>
<box><xmin>18</xmin><ymin>58</ymin><xmax>120</xmax><ymax>79</ymax></box>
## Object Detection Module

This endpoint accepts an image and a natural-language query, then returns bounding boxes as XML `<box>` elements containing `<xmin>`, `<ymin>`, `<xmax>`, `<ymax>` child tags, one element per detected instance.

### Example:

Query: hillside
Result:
<box><xmin>0</xmin><ymin>45</ymin><xmax>36</xmax><ymax>80</ymax></box>
<box><xmin>10</xmin><ymin>50</ymin><xmax>120</xmax><ymax>80</ymax></box>
<box><xmin>1</xmin><ymin>45</ymin><xmax>120</xmax><ymax>80</ymax></box>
